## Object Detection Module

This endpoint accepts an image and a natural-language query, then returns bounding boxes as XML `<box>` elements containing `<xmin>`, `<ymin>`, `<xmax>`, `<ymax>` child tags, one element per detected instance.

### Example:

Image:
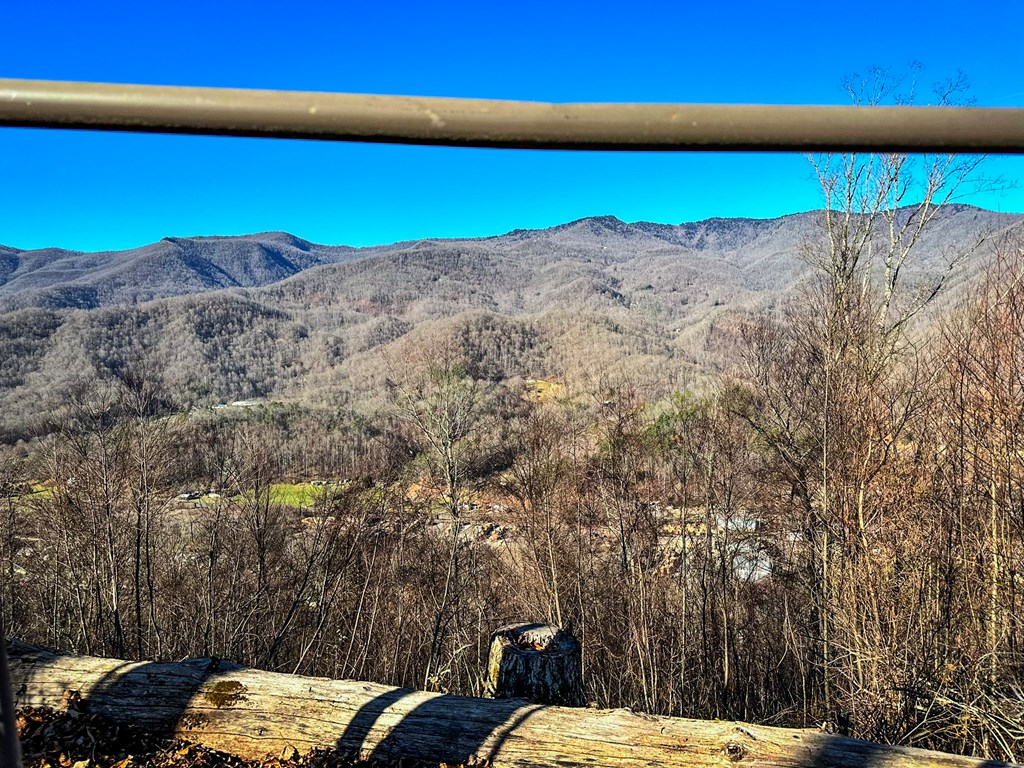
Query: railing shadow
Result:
<box><xmin>807</xmin><ymin>731</ymin><xmax>1015</xmax><ymax>768</ymax></box>
<box><xmin>335</xmin><ymin>687</ymin><xmax>542</xmax><ymax>766</ymax></box>
<box><xmin>82</xmin><ymin>657</ymin><xmax>237</xmax><ymax>737</ymax></box>
<box><xmin>10</xmin><ymin>641</ymin><xmax>231</xmax><ymax>741</ymax></box>
<box><xmin>13</xmin><ymin>641</ymin><xmax>544</xmax><ymax>766</ymax></box>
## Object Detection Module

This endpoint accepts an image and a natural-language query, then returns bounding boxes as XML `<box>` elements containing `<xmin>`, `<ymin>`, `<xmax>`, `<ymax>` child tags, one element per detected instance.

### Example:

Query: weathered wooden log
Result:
<box><xmin>483</xmin><ymin>623</ymin><xmax>583</xmax><ymax>706</ymax></box>
<box><xmin>8</xmin><ymin>641</ymin><xmax>1019</xmax><ymax>768</ymax></box>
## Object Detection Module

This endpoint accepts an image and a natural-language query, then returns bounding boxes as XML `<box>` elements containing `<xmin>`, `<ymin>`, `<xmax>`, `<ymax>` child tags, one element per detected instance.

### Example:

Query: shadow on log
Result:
<box><xmin>7</xmin><ymin>640</ymin><xmax>239</xmax><ymax>742</ymax></box>
<box><xmin>8</xmin><ymin>640</ymin><xmax>1021</xmax><ymax>768</ymax></box>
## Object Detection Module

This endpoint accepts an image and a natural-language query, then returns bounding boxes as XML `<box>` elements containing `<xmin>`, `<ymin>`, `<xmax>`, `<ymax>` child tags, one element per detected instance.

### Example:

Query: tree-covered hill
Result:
<box><xmin>0</xmin><ymin>205</ymin><xmax>1020</xmax><ymax>442</ymax></box>
<box><xmin>0</xmin><ymin>232</ymin><xmax>364</xmax><ymax>310</ymax></box>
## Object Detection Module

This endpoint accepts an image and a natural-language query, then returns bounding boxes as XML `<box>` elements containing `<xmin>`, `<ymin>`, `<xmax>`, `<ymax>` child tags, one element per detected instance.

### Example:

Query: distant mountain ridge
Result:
<box><xmin>2</xmin><ymin>205</ymin><xmax>1021</xmax><ymax>312</ymax></box>
<box><xmin>0</xmin><ymin>232</ymin><xmax>361</xmax><ymax>310</ymax></box>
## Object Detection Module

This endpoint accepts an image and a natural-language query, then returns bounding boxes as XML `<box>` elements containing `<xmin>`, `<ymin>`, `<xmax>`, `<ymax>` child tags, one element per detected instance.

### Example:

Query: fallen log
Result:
<box><xmin>8</xmin><ymin>641</ymin><xmax>1018</xmax><ymax>768</ymax></box>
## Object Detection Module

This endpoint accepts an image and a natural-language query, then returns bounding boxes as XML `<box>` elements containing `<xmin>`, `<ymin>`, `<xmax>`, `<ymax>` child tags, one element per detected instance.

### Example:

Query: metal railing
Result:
<box><xmin>1</xmin><ymin>78</ymin><xmax>1023</xmax><ymax>152</ymax></box>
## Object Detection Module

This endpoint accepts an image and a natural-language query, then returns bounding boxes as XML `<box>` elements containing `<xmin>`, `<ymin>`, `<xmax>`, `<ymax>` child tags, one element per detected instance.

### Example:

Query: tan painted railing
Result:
<box><xmin>1</xmin><ymin>78</ymin><xmax>1023</xmax><ymax>152</ymax></box>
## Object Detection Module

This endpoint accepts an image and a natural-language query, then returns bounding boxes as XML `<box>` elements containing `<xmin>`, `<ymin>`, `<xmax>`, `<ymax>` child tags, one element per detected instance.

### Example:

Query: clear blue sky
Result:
<box><xmin>3</xmin><ymin>0</ymin><xmax>1023</xmax><ymax>252</ymax></box>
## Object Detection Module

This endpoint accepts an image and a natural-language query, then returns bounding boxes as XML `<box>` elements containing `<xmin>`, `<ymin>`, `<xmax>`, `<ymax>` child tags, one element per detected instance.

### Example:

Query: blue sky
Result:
<box><xmin>3</xmin><ymin>0</ymin><xmax>1023</xmax><ymax>252</ymax></box>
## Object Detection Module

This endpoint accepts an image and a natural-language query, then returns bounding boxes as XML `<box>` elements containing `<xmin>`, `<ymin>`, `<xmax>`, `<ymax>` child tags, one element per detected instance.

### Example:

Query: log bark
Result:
<box><xmin>8</xmin><ymin>641</ymin><xmax>1018</xmax><ymax>768</ymax></box>
<box><xmin>483</xmin><ymin>623</ymin><xmax>583</xmax><ymax>706</ymax></box>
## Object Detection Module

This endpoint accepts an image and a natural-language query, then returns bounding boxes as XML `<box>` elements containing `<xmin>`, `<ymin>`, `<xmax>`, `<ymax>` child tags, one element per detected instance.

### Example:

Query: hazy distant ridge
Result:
<box><xmin>2</xmin><ymin>205</ymin><xmax>1020</xmax><ymax>312</ymax></box>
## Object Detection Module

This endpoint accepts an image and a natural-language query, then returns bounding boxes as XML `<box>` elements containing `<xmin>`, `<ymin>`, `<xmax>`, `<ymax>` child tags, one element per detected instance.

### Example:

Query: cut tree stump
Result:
<box><xmin>483</xmin><ymin>623</ymin><xmax>583</xmax><ymax>706</ymax></box>
<box><xmin>8</xmin><ymin>640</ymin><xmax>1020</xmax><ymax>768</ymax></box>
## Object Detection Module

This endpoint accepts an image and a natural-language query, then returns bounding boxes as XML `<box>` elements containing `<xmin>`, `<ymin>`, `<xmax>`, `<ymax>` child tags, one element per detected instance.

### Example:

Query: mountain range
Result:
<box><xmin>1</xmin><ymin>205</ymin><xmax>1021</xmax><ymax>442</ymax></box>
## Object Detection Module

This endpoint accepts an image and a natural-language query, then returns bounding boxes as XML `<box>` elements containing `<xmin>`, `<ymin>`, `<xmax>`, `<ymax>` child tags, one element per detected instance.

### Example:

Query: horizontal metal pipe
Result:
<box><xmin>1</xmin><ymin>78</ymin><xmax>1023</xmax><ymax>153</ymax></box>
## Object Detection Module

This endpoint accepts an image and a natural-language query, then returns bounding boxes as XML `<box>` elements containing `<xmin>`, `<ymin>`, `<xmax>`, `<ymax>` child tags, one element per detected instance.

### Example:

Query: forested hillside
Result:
<box><xmin>0</xmin><ymin>232</ymin><xmax>363</xmax><ymax>310</ymax></box>
<box><xmin>0</xmin><ymin>205</ymin><xmax>1018</xmax><ymax>442</ymax></box>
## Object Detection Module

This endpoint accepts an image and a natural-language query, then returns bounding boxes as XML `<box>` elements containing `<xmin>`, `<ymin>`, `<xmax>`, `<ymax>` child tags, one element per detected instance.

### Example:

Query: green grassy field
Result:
<box><xmin>3</xmin><ymin>482</ymin><xmax>52</xmax><ymax>510</ymax></box>
<box><xmin>18</xmin><ymin>482</ymin><xmax>52</xmax><ymax>499</ymax></box>
<box><xmin>15</xmin><ymin>481</ymin><xmax>330</xmax><ymax>510</ymax></box>
<box><xmin>222</xmin><ymin>483</ymin><xmax>329</xmax><ymax>509</ymax></box>
<box><xmin>269</xmin><ymin>483</ymin><xmax>322</xmax><ymax>508</ymax></box>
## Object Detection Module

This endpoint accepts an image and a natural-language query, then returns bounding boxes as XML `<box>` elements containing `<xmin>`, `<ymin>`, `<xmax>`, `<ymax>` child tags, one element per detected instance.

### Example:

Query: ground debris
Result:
<box><xmin>16</xmin><ymin>707</ymin><xmax>486</xmax><ymax>768</ymax></box>
<box><xmin>17</xmin><ymin>705</ymin><xmax>249</xmax><ymax>768</ymax></box>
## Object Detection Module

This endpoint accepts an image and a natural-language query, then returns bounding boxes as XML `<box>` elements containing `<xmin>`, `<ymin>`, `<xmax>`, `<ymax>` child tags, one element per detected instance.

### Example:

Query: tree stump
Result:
<box><xmin>483</xmin><ymin>623</ymin><xmax>584</xmax><ymax>706</ymax></box>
